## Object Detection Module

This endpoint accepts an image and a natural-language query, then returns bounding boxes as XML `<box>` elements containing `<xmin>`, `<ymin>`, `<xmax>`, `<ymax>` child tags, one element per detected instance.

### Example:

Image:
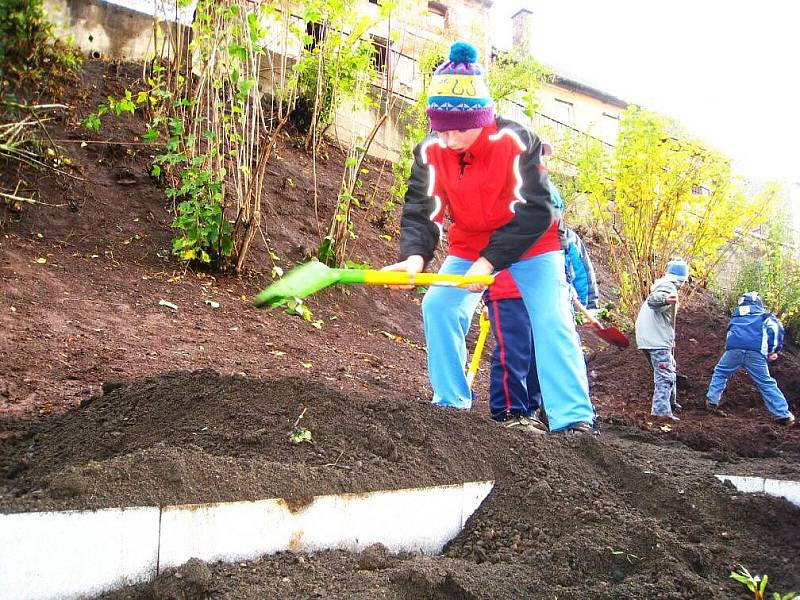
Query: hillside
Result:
<box><xmin>1</xmin><ymin>60</ymin><xmax>799</xmax><ymax>599</ymax></box>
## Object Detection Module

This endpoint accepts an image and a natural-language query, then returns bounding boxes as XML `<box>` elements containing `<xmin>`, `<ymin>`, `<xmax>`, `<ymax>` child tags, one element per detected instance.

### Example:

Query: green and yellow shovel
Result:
<box><xmin>253</xmin><ymin>260</ymin><xmax>495</xmax><ymax>308</ymax></box>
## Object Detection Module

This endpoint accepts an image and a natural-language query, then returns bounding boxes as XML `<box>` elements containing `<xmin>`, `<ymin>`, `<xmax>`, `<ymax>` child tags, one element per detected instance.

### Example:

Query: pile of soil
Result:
<box><xmin>2</xmin><ymin>60</ymin><xmax>800</xmax><ymax>599</ymax></box>
<box><xmin>0</xmin><ymin>369</ymin><xmax>497</xmax><ymax>511</ymax></box>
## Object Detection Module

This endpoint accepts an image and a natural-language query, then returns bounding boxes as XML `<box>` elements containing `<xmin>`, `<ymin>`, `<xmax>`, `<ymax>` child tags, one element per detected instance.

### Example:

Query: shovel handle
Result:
<box><xmin>572</xmin><ymin>295</ymin><xmax>601</xmax><ymax>327</ymax></box>
<box><xmin>357</xmin><ymin>271</ymin><xmax>495</xmax><ymax>287</ymax></box>
<box><xmin>466</xmin><ymin>312</ymin><xmax>491</xmax><ymax>389</ymax></box>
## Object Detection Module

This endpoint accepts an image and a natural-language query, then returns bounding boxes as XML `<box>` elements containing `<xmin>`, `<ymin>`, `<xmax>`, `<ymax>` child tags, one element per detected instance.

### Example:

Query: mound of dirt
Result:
<box><xmin>0</xmin><ymin>370</ymin><xmax>496</xmax><ymax>512</ymax></box>
<box><xmin>1</xmin><ymin>371</ymin><xmax>798</xmax><ymax>599</ymax></box>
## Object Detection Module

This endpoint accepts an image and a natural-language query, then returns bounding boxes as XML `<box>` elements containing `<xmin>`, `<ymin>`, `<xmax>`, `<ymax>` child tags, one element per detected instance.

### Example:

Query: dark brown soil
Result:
<box><xmin>2</xmin><ymin>61</ymin><xmax>799</xmax><ymax>600</ymax></box>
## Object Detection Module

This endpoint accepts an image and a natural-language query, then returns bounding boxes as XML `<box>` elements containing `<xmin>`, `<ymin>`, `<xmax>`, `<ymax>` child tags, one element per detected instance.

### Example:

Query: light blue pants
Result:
<box><xmin>421</xmin><ymin>252</ymin><xmax>594</xmax><ymax>431</ymax></box>
<box><xmin>706</xmin><ymin>349</ymin><xmax>792</xmax><ymax>419</ymax></box>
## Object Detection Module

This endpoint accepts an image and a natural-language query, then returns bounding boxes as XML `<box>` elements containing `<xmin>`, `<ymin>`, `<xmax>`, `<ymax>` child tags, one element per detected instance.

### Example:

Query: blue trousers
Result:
<box><xmin>706</xmin><ymin>349</ymin><xmax>792</xmax><ymax>419</ymax></box>
<box><xmin>642</xmin><ymin>348</ymin><xmax>676</xmax><ymax>418</ymax></box>
<box><xmin>486</xmin><ymin>297</ymin><xmax>541</xmax><ymax>421</ymax></box>
<box><xmin>421</xmin><ymin>252</ymin><xmax>593</xmax><ymax>432</ymax></box>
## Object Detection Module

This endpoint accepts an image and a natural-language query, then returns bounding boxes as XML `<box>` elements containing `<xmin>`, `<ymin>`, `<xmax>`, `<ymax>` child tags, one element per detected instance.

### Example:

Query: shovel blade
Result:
<box><xmin>592</xmin><ymin>324</ymin><xmax>629</xmax><ymax>348</ymax></box>
<box><xmin>253</xmin><ymin>261</ymin><xmax>339</xmax><ymax>308</ymax></box>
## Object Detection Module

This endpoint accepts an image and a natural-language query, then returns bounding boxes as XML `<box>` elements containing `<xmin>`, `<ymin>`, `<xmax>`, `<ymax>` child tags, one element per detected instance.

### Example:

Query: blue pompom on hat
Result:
<box><xmin>665</xmin><ymin>258</ymin><xmax>689</xmax><ymax>283</ymax></box>
<box><xmin>426</xmin><ymin>41</ymin><xmax>495</xmax><ymax>132</ymax></box>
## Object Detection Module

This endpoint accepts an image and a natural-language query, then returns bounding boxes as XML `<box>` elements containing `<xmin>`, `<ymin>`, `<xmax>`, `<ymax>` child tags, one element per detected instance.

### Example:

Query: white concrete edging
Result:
<box><xmin>716</xmin><ymin>474</ymin><xmax>800</xmax><ymax>507</ymax></box>
<box><xmin>0</xmin><ymin>507</ymin><xmax>160</xmax><ymax>600</ymax></box>
<box><xmin>0</xmin><ymin>481</ymin><xmax>493</xmax><ymax>600</ymax></box>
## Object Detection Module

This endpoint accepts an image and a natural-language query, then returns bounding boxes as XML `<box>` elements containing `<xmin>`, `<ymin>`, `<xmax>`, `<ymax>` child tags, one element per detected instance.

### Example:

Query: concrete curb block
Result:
<box><xmin>0</xmin><ymin>507</ymin><xmax>160</xmax><ymax>600</ymax></box>
<box><xmin>716</xmin><ymin>475</ymin><xmax>800</xmax><ymax>507</ymax></box>
<box><xmin>0</xmin><ymin>481</ymin><xmax>493</xmax><ymax>600</ymax></box>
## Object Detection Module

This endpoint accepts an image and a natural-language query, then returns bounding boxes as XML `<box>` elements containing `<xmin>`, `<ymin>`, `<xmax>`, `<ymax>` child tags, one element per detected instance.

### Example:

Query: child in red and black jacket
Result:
<box><xmin>382</xmin><ymin>41</ymin><xmax>594</xmax><ymax>434</ymax></box>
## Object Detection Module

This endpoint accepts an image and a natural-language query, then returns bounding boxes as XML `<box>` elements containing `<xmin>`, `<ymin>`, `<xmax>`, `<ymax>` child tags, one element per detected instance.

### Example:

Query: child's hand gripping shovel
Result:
<box><xmin>572</xmin><ymin>296</ymin><xmax>629</xmax><ymax>348</ymax></box>
<box><xmin>253</xmin><ymin>260</ymin><xmax>495</xmax><ymax>308</ymax></box>
<box><xmin>466</xmin><ymin>309</ymin><xmax>491</xmax><ymax>390</ymax></box>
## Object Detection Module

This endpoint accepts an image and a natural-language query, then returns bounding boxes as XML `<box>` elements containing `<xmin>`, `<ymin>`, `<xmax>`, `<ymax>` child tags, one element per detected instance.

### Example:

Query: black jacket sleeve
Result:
<box><xmin>399</xmin><ymin>138</ymin><xmax>441</xmax><ymax>264</ymax></box>
<box><xmin>480</xmin><ymin>119</ymin><xmax>555</xmax><ymax>271</ymax></box>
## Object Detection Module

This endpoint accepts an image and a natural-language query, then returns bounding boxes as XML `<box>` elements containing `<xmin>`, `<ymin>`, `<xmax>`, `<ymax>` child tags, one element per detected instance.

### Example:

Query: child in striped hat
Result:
<box><xmin>382</xmin><ymin>41</ymin><xmax>596</xmax><ymax>434</ymax></box>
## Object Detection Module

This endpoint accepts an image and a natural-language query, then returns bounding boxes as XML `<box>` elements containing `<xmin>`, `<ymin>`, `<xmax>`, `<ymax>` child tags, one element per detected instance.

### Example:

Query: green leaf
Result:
<box><xmin>289</xmin><ymin>426</ymin><xmax>312</xmax><ymax>444</ymax></box>
<box><xmin>81</xmin><ymin>113</ymin><xmax>101</xmax><ymax>132</ymax></box>
<box><xmin>238</xmin><ymin>78</ymin><xmax>255</xmax><ymax>97</ymax></box>
<box><xmin>228</xmin><ymin>43</ymin><xmax>248</xmax><ymax>61</ymax></box>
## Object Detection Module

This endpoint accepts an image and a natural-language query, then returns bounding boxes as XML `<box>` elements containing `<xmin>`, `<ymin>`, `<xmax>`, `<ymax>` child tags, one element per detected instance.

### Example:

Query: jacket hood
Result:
<box><xmin>732</xmin><ymin>292</ymin><xmax>765</xmax><ymax>317</ymax></box>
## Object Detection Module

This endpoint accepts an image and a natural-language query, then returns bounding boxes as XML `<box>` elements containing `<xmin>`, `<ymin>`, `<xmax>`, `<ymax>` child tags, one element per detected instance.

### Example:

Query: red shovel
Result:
<box><xmin>572</xmin><ymin>297</ymin><xmax>629</xmax><ymax>348</ymax></box>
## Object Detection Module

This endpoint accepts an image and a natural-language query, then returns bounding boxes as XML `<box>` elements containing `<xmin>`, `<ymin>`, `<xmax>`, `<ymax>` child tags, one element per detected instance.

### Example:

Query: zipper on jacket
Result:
<box><xmin>458</xmin><ymin>152</ymin><xmax>473</xmax><ymax>179</ymax></box>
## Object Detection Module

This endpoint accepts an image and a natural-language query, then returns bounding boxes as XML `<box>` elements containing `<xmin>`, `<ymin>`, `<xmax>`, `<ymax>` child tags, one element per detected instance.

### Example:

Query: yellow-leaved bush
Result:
<box><xmin>575</xmin><ymin>106</ymin><xmax>777</xmax><ymax>318</ymax></box>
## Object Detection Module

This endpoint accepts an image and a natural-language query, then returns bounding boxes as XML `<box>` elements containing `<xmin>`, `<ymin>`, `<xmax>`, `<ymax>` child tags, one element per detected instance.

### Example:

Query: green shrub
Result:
<box><xmin>0</xmin><ymin>0</ymin><xmax>81</xmax><ymax>80</ymax></box>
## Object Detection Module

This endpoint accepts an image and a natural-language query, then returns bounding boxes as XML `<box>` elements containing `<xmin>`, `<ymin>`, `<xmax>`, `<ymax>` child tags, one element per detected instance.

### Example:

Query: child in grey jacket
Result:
<box><xmin>635</xmin><ymin>259</ymin><xmax>689</xmax><ymax>421</ymax></box>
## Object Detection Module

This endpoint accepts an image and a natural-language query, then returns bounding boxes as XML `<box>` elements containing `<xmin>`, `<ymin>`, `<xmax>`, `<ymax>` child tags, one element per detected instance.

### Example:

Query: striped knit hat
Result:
<box><xmin>426</xmin><ymin>41</ymin><xmax>495</xmax><ymax>132</ymax></box>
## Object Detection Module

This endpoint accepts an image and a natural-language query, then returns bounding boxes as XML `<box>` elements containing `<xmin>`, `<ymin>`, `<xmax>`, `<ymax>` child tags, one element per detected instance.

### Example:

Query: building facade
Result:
<box><xmin>43</xmin><ymin>0</ymin><xmax>628</xmax><ymax>158</ymax></box>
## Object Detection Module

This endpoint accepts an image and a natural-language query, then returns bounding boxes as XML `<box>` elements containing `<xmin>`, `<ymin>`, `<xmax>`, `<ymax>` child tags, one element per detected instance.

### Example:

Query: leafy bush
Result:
<box><xmin>0</xmin><ymin>0</ymin><xmax>81</xmax><ymax>81</ymax></box>
<box><xmin>577</xmin><ymin>106</ymin><xmax>774</xmax><ymax>316</ymax></box>
<box><xmin>168</xmin><ymin>167</ymin><xmax>233</xmax><ymax>266</ymax></box>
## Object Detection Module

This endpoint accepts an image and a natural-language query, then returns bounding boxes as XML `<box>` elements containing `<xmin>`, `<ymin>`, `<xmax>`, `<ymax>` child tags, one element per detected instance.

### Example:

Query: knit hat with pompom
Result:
<box><xmin>426</xmin><ymin>41</ymin><xmax>495</xmax><ymax>132</ymax></box>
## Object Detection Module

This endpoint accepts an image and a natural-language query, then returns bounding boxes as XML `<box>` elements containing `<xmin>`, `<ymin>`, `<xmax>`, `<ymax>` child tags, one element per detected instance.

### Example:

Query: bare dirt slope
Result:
<box><xmin>1</xmin><ymin>61</ymin><xmax>799</xmax><ymax>599</ymax></box>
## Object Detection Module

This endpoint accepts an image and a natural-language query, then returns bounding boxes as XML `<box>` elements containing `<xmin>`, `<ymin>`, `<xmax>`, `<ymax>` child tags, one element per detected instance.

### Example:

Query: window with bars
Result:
<box><xmin>600</xmin><ymin>112</ymin><xmax>619</xmax><ymax>143</ymax></box>
<box><xmin>305</xmin><ymin>21</ymin><xmax>326</xmax><ymax>52</ymax></box>
<box><xmin>371</xmin><ymin>35</ymin><xmax>390</xmax><ymax>73</ymax></box>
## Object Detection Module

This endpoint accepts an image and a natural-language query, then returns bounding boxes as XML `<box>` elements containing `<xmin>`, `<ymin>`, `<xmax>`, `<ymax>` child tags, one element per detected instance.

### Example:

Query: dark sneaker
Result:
<box><xmin>704</xmin><ymin>399</ymin><xmax>725</xmax><ymax>414</ymax></box>
<box><xmin>776</xmin><ymin>414</ymin><xmax>795</xmax><ymax>427</ymax></box>
<box><xmin>504</xmin><ymin>414</ymin><xmax>547</xmax><ymax>434</ymax></box>
<box><xmin>562</xmin><ymin>422</ymin><xmax>598</xmax><ymax>435</ymax></box>
<box><xmin>533</xmin><ymin>407</ymin><xmax>549</xmax><ymax>427</ymax></box>
<box><xmin>671</xmin><ymin>401</ymin><xmax>683</xmax><ymax>411</ymax></box>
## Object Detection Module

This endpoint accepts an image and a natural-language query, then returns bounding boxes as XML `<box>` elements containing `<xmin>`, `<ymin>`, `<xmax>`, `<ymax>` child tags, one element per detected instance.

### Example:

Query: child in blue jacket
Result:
<box><xmin>706</xmin><ymin>292</ymin><xmax>795</xmax><ymax>426</ymax></box>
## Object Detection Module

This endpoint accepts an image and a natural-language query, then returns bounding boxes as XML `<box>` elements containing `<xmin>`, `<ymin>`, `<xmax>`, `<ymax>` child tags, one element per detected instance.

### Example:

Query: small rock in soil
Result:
<box><xmin>153</xmin><ymin>557</ymin><xmax>212</xmax><ymax>600</ymax></box>
<box><xmin>102</xmin><ymin>380</ymin><xmax>127</xmax><ymax>395</ymax></box>
<box><xmin>48</xmin><ymin>473</ymin><xmax>89</xmax><ymax>499</ymax></box>
<box><xmin>357</xmin><ymin>542</ymin><xmax>392</xmax><ymax>571</ymax></box>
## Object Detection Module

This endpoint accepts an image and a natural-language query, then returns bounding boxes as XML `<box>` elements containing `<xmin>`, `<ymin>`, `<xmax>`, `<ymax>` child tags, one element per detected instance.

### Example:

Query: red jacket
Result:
<box><xmin>486</xmin><ymin>269</ymin><xmax>524</xmax><ymax>301</ymax></box>
<box><xmin>399</xmin><ymin>117</ymin><xmax>560</xmax><ymax>271</ymax></box>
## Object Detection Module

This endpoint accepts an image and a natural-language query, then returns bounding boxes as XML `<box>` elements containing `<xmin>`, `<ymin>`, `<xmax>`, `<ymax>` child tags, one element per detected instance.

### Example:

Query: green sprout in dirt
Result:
<box><xmin>289</xmin><ymin>407</ymin><xmax>313</xmax><ymax>444</ymax></box>
<box><xmin>730</xmin><ymin>565</ymin><xmax>799</xmax><ymax>600</ymax></box>
<box><xmin>284</xmin><ymin>297</ymin><xmax>323</xmax><ymax>329</ymax></box>
<box><xmin>610</xmin><ymin>548</ymin><xmax>640</xmax><ymax>564</ymax></box>
<box><xmin>290</xmin><ymin>427</ymin><xmax>313</xmax><ymax>444</ymax></box>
